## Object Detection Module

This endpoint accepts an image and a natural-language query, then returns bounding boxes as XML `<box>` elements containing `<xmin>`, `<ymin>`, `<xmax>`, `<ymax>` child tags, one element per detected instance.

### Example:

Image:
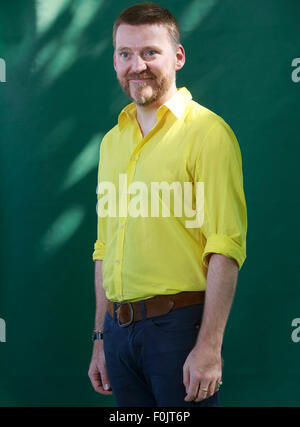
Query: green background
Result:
<box><xmin>1</xmin><ymin>0</ymin><xmax>300</xmax><ymax>406</ymax></box>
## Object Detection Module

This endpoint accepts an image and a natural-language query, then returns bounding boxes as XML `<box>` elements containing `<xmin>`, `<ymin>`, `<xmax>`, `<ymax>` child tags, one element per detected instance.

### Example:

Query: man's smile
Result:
<box><xmin>129</xmin><ymin>78</ymin><xmax>154</xmax><ymax>82</ymax></box>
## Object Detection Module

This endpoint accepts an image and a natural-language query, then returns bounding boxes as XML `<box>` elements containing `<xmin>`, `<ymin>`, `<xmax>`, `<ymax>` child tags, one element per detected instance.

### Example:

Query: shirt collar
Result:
<box><xmin>118</xmin><ymin>87</ymin><xmax>192</xmax><ymax>131</ymax></box>
<box><xmin>163</xmin><ymin>87</ymin><xmax>192</xmax><ymax>120</ymax></box>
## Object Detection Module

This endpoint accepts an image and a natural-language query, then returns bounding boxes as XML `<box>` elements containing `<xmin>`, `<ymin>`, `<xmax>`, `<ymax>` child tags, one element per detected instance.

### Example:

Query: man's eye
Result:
<box><xmin>120</xmin><ymin>52</ymin><xmax>129</xmax><ymax>58</ymax></box>
<box><xmin>146</xmin><ymin>50</ymin><xmax>156</xmax><ymax>56</ymax></box>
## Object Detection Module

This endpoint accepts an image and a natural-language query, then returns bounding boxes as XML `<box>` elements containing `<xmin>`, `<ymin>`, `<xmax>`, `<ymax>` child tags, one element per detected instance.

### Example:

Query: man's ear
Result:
<box><xmin>175</xmin><ymin>45</ymin><xmax>185</xmax><ymax>71</ymax></box>
<box><xmin>113</xmin><ymin>51</ymin><xmax>117</xmax><ymax>72</ymax></box>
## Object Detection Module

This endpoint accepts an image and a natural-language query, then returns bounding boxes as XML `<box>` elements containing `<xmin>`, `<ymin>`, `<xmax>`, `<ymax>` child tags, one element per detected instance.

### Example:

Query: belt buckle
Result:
<box><xmin>116</xmin><ymin>301</ymin><xmax>134</xmax><ymax>327</ymax></box>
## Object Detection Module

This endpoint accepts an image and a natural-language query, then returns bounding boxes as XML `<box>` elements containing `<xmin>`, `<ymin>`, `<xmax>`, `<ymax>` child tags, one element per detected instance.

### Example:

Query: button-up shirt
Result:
<box><xmin>92</xmin><ymin>87</ymin><xmax>247</xmax><ymax>302</ymax></box>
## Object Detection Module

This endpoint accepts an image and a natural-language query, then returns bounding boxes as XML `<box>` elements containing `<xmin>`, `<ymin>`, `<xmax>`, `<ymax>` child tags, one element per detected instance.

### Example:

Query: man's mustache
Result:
<box><xmin>126</xmin><ymin>74</ymin><xmax>155</xmax><ymax>80</ymax></box>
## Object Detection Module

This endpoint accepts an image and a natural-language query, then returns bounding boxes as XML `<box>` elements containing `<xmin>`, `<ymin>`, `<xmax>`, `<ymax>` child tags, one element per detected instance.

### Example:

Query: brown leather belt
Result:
<box><xmin>107</xmin><ymin>291</ymin><xmax>205</xmax><ymax>327</ymax></box>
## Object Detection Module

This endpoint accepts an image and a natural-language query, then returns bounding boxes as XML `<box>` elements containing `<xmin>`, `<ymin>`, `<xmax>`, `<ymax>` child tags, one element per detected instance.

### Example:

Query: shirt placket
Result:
<box><xmin>113</xmin><ymin>113</ymin><xmax>164</xmax><ymax>301</ymax></box>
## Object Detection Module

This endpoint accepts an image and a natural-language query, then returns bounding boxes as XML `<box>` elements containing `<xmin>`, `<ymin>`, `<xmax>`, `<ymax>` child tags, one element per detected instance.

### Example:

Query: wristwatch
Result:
<box><xmin>92</xmin><ymin>331</ymin><xmax>104</xmax><ymax>342</ymax></box>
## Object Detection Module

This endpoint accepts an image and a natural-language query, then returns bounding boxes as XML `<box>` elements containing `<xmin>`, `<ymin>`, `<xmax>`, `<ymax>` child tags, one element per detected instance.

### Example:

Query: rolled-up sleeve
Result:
<box><xmin>92</xmin><ymin>139</ymin><xmax>106</xmax><ymax>261</ymax></box>
<box><xmin>93</xmin><ymin>239</ymin><xmax>106</xmax><ymax>261</ymax></box>
<box><xmin>195</xmin><ymin>120</ymin><xmax>247</xmax><ymax>270</ymax></box>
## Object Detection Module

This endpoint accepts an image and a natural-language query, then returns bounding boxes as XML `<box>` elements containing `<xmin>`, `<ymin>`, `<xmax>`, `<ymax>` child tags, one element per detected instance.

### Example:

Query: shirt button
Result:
<box><xmin>131</xmin><ymin>156</ymin><xmax>137</xmax><ymax>161</ymax></box>
<box><xmin>117</xmin><ymin>294</ymin><xmax>122</xmax><ymax>299</ymax></box>
<box><xmin>115</xmin><ymin>259</ymin><xmax>120</xmax><ymax>264</ymax></box>
<box><xmin>120</xmin><ymin>224</ymin><xmax>124</xmax><ymax>228</ymax></box>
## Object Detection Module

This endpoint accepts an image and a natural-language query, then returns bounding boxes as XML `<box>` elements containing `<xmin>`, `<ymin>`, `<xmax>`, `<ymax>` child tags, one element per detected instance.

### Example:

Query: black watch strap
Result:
<box><xmin>92</xmin><ymin>331</ymin><xmax>104</xmax><ymax>341</ymax></box>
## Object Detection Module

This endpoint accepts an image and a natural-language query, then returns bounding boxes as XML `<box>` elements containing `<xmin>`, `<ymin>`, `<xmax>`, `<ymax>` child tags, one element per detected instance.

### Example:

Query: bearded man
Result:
<box><xmin>88</xmin><ymin>2</ymin><xmax>247</xmax><ymax>407</ymax></box>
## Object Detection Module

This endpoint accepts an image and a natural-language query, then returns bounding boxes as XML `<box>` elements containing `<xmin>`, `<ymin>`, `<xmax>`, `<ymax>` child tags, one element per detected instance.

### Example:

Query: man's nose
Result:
<box><xmin>131</xmin><ymin>55</ymin><xmax>147</xmax><ymax>73</ymax></box>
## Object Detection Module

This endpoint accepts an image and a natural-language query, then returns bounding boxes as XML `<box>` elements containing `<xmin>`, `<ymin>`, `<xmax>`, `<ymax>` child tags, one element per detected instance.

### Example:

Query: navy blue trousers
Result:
<box><xmin>103</xmin><ymin>300</ymin><xmax>219</xmax><ymax>407</ymax></box>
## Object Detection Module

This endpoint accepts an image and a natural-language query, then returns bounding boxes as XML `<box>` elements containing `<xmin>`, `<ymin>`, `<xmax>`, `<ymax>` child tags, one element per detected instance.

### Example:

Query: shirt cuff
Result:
<box><xmin>202</xmin><ymin>233</ymin><xmax>246</xmax><ymax>270</ymax></box>
<box><xmin>92</xmin><ymin>240</ymin><xmax>106</xmax><ymax>261</ymax></box>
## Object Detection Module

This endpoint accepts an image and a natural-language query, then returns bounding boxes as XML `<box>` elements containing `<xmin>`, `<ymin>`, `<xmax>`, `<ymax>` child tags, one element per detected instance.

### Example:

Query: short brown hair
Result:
<box><xmin>113</xmin><ymin>2</ymin><xmax>180</xmax><ymax>49</ymax></box>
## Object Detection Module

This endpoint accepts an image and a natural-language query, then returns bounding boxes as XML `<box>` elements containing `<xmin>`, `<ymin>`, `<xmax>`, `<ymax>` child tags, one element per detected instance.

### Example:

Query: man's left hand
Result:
<box><xmin>183</xmin><ymin>345</ymin><xmax>222</xmax><ymax>402</ymax></box>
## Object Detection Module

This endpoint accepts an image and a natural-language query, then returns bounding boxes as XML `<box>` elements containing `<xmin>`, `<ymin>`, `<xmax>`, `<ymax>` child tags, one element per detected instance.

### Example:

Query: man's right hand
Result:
<box><xmin>88</xmin><ymin>341</ymin><xmax>113</xmax><ymax>395</ymax></box>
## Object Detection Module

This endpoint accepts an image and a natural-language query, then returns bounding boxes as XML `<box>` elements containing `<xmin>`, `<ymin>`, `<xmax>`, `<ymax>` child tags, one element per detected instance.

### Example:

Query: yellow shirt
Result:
<box><xmin>92</xmin><ymin>87</ymin><xmax>247</xmax><ymax>302</ymax></box>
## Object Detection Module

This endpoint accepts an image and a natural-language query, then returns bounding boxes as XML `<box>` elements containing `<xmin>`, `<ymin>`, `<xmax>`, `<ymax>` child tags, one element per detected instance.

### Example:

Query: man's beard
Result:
<box><xmin>117</xmin><ymin>70</ymin><xmax>174</xmax><ymax>106</ymax></box>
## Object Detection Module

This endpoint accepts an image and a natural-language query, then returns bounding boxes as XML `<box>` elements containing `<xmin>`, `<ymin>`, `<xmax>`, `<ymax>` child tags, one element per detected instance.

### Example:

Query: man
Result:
<box><xmin>88</xmin><ymin>2</ymin><xmax>247</xmax><ymax>407</ymax></box>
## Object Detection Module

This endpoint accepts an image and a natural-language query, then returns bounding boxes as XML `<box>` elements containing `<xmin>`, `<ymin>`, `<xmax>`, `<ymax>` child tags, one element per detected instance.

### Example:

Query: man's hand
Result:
<box><xmin>183</xmin><ymin>344</ymin><xmax>222</xmax><ymax>402</ymax></box>
<box><xmin>182</xmin><ymin>253</ymin><xmax>237</xmax><ymax>402</ymax></box>
<box><xmin>88</xmin><ymin>341</ymin><xmax>113</xmax><ymax>395</ymax></box>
